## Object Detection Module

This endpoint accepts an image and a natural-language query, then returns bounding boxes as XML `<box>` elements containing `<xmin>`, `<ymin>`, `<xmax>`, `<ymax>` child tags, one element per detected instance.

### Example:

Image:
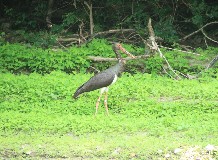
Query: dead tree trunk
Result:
<box><xmin>46</xmin><ymin>0</ymin><xmax>54</xmax><ymax>28</ymax></box>
<box><xmin>146</xmin><ymin>18</ymin><xmax>181</xmax><ymax>79</ymax></box>
<box><xmin>84</xmin><ymin>0</ymin><xmax>94</xmax><ymax>35</ymax></box>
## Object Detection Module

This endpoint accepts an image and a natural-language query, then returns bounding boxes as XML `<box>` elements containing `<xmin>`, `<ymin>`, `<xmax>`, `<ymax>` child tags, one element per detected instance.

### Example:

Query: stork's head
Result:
<box><xmin>112</xmin><ymin>43</ymin><xmax>135</xmax><ymax>60</ymax></box>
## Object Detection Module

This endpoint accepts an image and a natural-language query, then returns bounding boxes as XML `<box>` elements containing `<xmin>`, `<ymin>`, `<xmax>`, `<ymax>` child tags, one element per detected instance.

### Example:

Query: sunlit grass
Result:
<box><xmin>0</xmin><ymin>72</ymin><xmax>218</xmax><ymax>159</ymax></box>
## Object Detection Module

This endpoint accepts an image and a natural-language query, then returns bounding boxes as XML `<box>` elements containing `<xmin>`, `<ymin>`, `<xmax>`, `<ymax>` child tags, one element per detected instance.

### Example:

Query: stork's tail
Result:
<box><xmin>73</xmin><ymin>85</ymin><xmax>84</xmax><ymax>99</ymax></box>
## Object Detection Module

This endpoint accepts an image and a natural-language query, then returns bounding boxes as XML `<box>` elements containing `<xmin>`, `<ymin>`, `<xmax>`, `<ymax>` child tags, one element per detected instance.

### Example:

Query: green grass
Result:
<box><xmin>0</xmin><ymin>72</ymin><xmax>218</xmax><ymax>159</ymax></box>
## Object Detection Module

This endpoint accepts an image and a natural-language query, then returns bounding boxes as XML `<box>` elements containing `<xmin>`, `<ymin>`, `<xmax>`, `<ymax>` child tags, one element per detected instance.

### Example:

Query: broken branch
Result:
<box><xmin>181</xmin><ymin>21</ymin><xmax>218</xmax><ymax>40</ymax></box>
<box><xmin>146</xmin><ymin>18</ymin><xmax>182</xmax><ymax>79</ymax></box>
<box><xmin>159</xmin><ymin>45</ymin><xmax>200</xmax><ymax>56</ymax></box>
<box><xmin>206</xmin><ymin>55</ymin><xmax>218</xmax><ymax>69</ymax></box>
<box><xmin>92</xmin><ymin>29</ymin><xmax>135</xmax><ymax>37</ymax></box>
<box><xmin>201</xmin><ymin>29</ymin><xmax>218</xmax><ymax>44</ymax></box>
<box><xmin>57</xmin><ymin>38</ymin><xmax>80</xmax><ymax>42</ymax></box>
<box><xmin>87</xmin><ymin>55</ymin><xmax>151</xmax><ymax>62</ymax></box>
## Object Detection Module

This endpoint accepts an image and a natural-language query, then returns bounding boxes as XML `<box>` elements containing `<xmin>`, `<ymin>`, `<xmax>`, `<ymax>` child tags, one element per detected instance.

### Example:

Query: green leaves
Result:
<box><xmin>0</xmin><ymin>72</ymin><xmax>218</xmax><ymax>158</ymax></box>
<box><xmin>1</xmin><ymin>72</ymin><xmax>217</xmax><ymax>134</ymax></box>
<box><xmin>0</xmin><ymin>40</ymin><xmax>217</xmax><ymax>76</ymax></box>
<box><xmin>0</xmin><ymin>44</ymin><xmax>89</xmax><ymax>74</ymax></box>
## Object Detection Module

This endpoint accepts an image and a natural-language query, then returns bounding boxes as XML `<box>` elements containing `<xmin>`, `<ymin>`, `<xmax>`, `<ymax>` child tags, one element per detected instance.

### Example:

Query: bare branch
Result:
<box><xmin>159</xmin><ymin>45</ymin><xmax>200</xmax><ymax>56</ymax></box>
<box><xmin>162</xmin><ymin>67</ymin><xmax>176</xmax><ymax>80</ymax></box>
<box><xmin>181</xmin><ymin>21</ymin><xmax>218</xmax><ymax>40</ymax></box>
<box><xmin>201</xmin><ymin>29</ymin><xmax>218</xmax><ymax>44</ymax></box>
<box><xmin>85</xmin><ymin>29</ymin><xmax>136</xmax><ymax>45</ymax></box>
<box><xmin>94</xmin><ymin>29</ymin><xmax>135</xmax><ymax>37</ymax></box>
<box><xmin>89</xmin><ymin>66</ymin><xmax>100</xmax><ymax>73</ymax></box>
<box><xmin>193</xmin><ymin>54</ymin><xmax>218</xmax><ymax>78</ymax></box>
<box><xmin>146</xmin><ymin>18</ymin><xmax>181</xmax><ymax>79</ymax></box>
<box><xmin>84</xmin><ymin>1</ymin><xmax>94</xmax><ymax>35</ymax></box>
<box><xmin>206</xmin><ymin>55</ymin><xmax>218</xmax><ymax>69</ymax></box>
<box><xmin>204</xmin><ymin>37</ymin><xmax>209</xmax><ymax>48</ymax></box>
<box><xmin>147</xmin><ymin>18</ymin><xmax>155</xmax><ymax>38</ymax></box>
<box><xmin>46</xmin><ymin>0</ymin><xmax>54</xmax><ymax>28</ymax></box>
<box><xmin>57</xmin><ymin>38</ymin><xmax>80</xmax><ymax>42</ymax></box>
<box><xmin>56</xmin><ymin>39</ymin><xmax>68</xmax><ymax>49</ymax></box>
<box><xmin>157</xmin><ymin>48</ymin><xmax>181</xmax><ymax>79</ymax></box>
<box><xmin>87</xmin><ymin>55</ymin><xmax>151</xmax><ymax>62</ymax></box>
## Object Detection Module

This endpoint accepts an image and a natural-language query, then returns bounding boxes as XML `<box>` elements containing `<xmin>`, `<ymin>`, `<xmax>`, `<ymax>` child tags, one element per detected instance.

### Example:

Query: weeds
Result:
<box><xmin>1</xmin><ymin>40</ymin><xmax>217</xmax><ymax>75</ymax></box>
<box><xmin>0</xmin><ymin>72</ymin><xmax>218</xmax><ymax>158</ymax></box>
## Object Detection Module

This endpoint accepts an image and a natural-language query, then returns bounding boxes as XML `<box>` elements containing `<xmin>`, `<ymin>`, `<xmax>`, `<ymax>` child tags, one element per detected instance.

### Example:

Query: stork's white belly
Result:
<box><xmin>100</xmin><ymin>74</ymin><xmax>118</xmax><ymax>94</ymax></box>
<box><xmin>111</xmin><ymin>74</ymin><xmax>118</xmax><ymax>85</ymax></box>
<box><xmin>100</xmin><ymin>87</ymin><xmax>108</xmax><ymax>94</ymax></box>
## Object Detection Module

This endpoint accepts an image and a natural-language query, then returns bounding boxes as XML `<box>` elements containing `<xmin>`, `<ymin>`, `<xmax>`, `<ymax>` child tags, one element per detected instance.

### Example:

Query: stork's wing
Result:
<box><xmin>73</xmin><ymin>70</ymin><xmax>115</xmax><ymax>98</ymax></box>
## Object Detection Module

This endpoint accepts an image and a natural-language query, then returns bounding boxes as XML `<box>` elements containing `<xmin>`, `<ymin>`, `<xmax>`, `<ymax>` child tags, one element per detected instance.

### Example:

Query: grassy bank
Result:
<box><xmin>0</xmin><ymin>72</ymin><xmax>218</xmax><ymax>159</ymax></box>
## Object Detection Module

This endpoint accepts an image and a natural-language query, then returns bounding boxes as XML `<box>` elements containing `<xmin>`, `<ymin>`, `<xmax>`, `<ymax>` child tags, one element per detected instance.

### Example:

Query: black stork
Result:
<box><xmin>73</xmin><ymin>43</ymin><xmax>135</xmax><ymax>115</ymax></box>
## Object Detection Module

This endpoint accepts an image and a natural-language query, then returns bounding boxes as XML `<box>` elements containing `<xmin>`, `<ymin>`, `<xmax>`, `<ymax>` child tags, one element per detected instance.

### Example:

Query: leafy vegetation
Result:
<box><xmin>1</xmin><ymin>1</ymin><xmax>218</xmax><ymax>46</ymax></box>
<box><xmin>0</xmin><ymin>72</ymin><xmax>218</xmax><ymax>159</ymax></box>
<box><xmin>1</xmin><ymin>40</ymin><xmax>217</xmax><ymax>75</ymax></box>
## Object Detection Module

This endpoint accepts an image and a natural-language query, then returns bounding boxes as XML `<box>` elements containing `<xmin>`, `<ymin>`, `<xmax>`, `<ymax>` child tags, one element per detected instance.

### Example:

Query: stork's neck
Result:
<box><xmin>113</xmin><ymin>60</ymin><xmax>125</xmax><ymax>77</ymax></box>
<box><xmin>113</xmin><ymin>47</ymin><xmax>126</xmax><ymax>69</ymax></box>
<box><xmin>115</xmin><ymin>50</ymin><xmax>127</xmax><ymax>65</ymax></box>
<box><xmin>114</xmin><ymin>50</ymin><xmax>122</xmax><ymax>60</ymax></box>
<box><xmin>118</xmin><ymin>59</ymin><xmax>126</xmax><ymax>64</ymax></box>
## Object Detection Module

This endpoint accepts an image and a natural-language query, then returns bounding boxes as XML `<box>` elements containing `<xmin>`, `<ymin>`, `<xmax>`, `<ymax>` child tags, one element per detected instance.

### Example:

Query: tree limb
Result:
<box><xmin>201</xmin><ymin>29</ymin><xmax>218</xmax><ymax>44</ymax></box>
<box><xmin>181</xmin><ymin>21</ymin><xmax>218</xmax><ymax>40</ymax></box>
<box><xmin>146</xmin><ymin>18</ymin><xmax>182</xmax><ymax>79</ymax></box>
<box><xmin>87</xmin><ymin>55</ymin><xmax>151</xmax><ymax>62</ymax></box>
<box><xmin>84</xmin><ymin>1</ymin><xmax>94</xmax><ymax>35</ymax></box>
<box><xmin>84</xmin><ymin>29</ymin><xmax>136</xmax><ymax>45</ymax></box>
<box><xmin>159</xmin><ymin>45</ymin><xmax>200</xmax><ymax>56</ymax></box>
<box><xmin>46</xmin><ymin>0</ymin><xmax>54</xmax><ymax>28</ymax></box>
<box><xmin>147</xmin><ymin>18</ymin><xmax>155</xmax><ymax>38</ymax></box>
<box><xmin>191</xmin><ymin>54</ymin><xmax>218</xmax><ymax>79</ymax></box>
<box><xmin>206</xmin><ymin>55</ymin><xmax>218</xmax><ymax>69</ymax></box>
<box><xmin>91</xmin><ymin>29</ymin><xmax>135</xmax><ymax>38</ymax></box>
<box><xmin>57</xmin><ymin>37</ymin><xmax>81</xmax><ymax>42</ymax></box>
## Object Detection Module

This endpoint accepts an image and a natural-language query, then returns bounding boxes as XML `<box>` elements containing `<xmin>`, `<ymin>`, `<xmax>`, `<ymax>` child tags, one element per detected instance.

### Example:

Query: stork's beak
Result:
<box><xmin>119</xmin><ymin>45</ymin><xmax>136</xmax><ymax>58</ymax></box>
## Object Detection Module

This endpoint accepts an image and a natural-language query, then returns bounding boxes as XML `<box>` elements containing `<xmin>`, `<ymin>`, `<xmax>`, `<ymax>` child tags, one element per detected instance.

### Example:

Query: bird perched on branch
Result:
<box><xmin>73</xmin><ymin>43</ymin><xmax>135</xmax><ymax>115</ymax></box>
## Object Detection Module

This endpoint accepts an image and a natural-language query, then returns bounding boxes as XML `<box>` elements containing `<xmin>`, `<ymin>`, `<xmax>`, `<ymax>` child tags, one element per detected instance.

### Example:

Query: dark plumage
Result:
<box><xmin>73</xmin><ymin>62</ymin><xmax>124</xmax><ymax>98</ymax></box>
<box><xmin>73</xmin><ymin>43</ymin><xmax>135</xmax><ymax>115</ymax></box>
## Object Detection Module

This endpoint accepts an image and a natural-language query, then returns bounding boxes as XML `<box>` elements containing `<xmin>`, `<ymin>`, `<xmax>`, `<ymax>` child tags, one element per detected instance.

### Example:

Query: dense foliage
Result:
<box><xmin>0</xmin><ymin>40</ymin><xmax>217</xmax><ymax>75</ymax></box>
<box><xmin>0</xmin><ymin>72</ymin><xmax>217</xmax><ymax>158</ymax></box>
<box><xmin>1</xmin><ymin>0</ymin><xmax>218</xmax><ymax>46</ymax></box>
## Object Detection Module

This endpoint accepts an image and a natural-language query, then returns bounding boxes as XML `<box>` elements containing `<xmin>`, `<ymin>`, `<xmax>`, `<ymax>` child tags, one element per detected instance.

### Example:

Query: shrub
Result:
<box><xmin>0</xmin><ymin>43</ymin><xmax>90</xmax><ymax>74</ymax></box>
<box><xmin>0</xmin><ymin>39</ymin><xmax>217</xmax><ymax>75</ymax></box>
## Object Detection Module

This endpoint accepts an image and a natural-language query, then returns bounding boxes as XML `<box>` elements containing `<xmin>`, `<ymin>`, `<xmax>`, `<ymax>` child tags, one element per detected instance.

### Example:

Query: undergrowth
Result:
<box><xmin>0</xmin><ymin>72</ymin><xmax>218</xmax><ymax>158</ymax></box>
<box><xmin>0</xmin><ymin>39</ymin><xmax>217</xmax><ymax>75</ymax></box>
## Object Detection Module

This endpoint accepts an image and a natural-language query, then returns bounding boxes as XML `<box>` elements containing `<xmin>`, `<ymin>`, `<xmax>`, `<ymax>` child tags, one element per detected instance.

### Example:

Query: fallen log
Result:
<box><xmin>87</xmin><ymin>54</ymin><xmax>151</xmax><ymax>62</ymax></box>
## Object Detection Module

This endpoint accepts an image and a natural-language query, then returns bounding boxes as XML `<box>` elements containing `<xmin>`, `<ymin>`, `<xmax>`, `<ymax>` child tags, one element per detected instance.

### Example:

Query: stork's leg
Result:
<box><xmin>95</xmin><ymin>93</ymin><xmax>102</xmax><ymax>115</ymax></box>
<box><xmin>103</xmin><ymin>87</ymin><xmax>109</xmax><ymax>115</ymax></box>
<box><xmin>95</xmin><ymin>88</ymin><xmax>106</xmax><ymax>115</ymax></box>
<box><xmin>104</xmin><ymin>91</ymin><xmax>109</xmax><ymax>115</ymax></box>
